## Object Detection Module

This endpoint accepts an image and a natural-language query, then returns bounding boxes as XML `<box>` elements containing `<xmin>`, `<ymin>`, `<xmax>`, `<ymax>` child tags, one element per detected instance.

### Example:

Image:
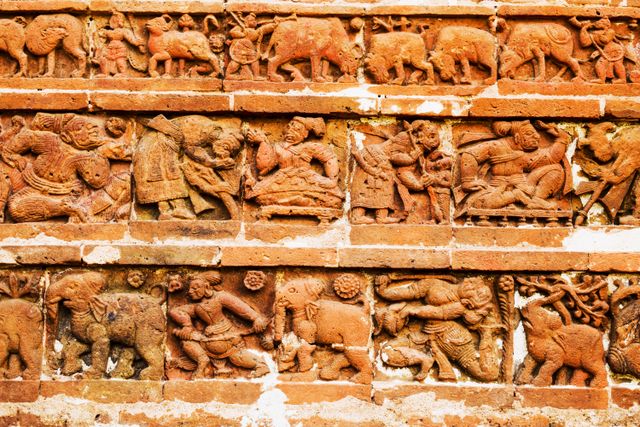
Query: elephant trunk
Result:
<box><xmin>45</xmin><ymin>278</ymin><xmax>67</xmax><ymax>323</ymax></box>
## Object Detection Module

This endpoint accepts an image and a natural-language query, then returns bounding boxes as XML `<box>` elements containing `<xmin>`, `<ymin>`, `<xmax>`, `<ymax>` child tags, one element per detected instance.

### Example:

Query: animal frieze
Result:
<box><xmin>0</xmin><ymin>13</ymin><xmax>87</xmax><ymax>78</ymax></box>
<box><xmin>373</xmin><ymin>273</ymin><xmax>513</xmax><ymax>383</ymax></box>
<box><xmin>514</xmin><ymin>274</ymin><xmax>609</xmax><ymax>388</ymax></box>
<box><xmin>350</xmin><ymin>119</ymin><xmax>451</xmax><ymax>225</ymax></box>
<box><xmin>274</xmin><ymin>272</ymin><xmax>372</xmax><ymax>384</ymax></box>
<box><xmin>45</xmin><ymin>269</ymin><xmax>167</xmax><ymax>380</ymax></box>
<box><xmin>364</xmin><ymin>16</ymin><xmax>497</xmax><ymax>87</ymax></box>
<box><xmin>166</xmin><ymin>269</ymin><xmax>274</xmax><ymax>380</ymax></box>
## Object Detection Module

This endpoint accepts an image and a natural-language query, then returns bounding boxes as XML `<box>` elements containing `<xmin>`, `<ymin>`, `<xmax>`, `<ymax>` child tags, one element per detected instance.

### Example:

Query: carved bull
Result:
<box><xmin>265</xmin><ymin>17</ymin><xmax>359</xmax><ymax>83</ymax></box>
<box><xmin>364</xmin><ymin>32</ymin><xmax>434</xmax><ymax>85</ymax></box>
<box><xmin>499</xmin><ymin>22</ymin><xmax>585</xmax><ymax>82</ymax></box>
<box><xmin>429</xmin><ymin>26</ymin><xmax>497</xmax><ymax>85</ymax></box>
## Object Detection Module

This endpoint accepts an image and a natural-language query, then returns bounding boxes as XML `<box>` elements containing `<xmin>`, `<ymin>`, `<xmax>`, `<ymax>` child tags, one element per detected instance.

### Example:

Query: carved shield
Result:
<box><xmin>229</xmin><ymin>39</ymin><xmax>259</xmax><ymax>64</ymax></box>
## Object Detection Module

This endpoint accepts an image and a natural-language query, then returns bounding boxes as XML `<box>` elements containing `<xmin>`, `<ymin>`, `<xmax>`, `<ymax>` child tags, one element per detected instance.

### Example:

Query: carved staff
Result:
<box><xmin>575</xmin><ymin>180</ymin><xmax>607</xmax><ymax>225</ymax></box>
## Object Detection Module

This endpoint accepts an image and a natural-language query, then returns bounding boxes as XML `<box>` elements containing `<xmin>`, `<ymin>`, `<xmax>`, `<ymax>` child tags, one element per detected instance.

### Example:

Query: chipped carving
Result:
<box><xmin>574</xmin><ymin>122</ymin><xmax>640</xmax><ymax>225</ymax></box>
<box><xmin>45</xmin><ymin>271</ymin><xmax>165</xmax><ymax>379</ymax></box>
<box><xmin>608</xmin><ymin>277</ymin><xmax>640</xmax><ymax>379</ymax></box>
<box><xmin>0</xmin><ymin>273</ymin><xmax>42</xmax><ymax>380</ymax></box>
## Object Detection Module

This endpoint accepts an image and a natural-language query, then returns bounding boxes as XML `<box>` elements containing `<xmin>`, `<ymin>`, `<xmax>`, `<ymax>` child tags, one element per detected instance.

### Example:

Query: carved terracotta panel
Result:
<box><xmin>452</xmin><ymin>120</ymin><xmax>574</xmax><ymax>226</ymax></box>
<box><xmin>274</xmin><ymin>270</ymin><xmax>372</xmax><ymax>384</ymax></box>
<box><xmin>133</xmin><ymin>115</ymin><xmax>243</xmax><ymax>221</ymax></box>
<box><xmin>514</xmin><ymin>274</ymin><xmax>609</xmax><ymax>387</ymax></box>
<box><xmin>373</xmin><ymin>273</ymin><xmax>513</xmax><ymax>383</ymax></box>
<box><xmin>243</xmin><ymin>117</ymin><xmax>348</xmax><ymax>224</ymax></box>
<box><xmin>0</xmin><ymin>13</ymin><xmax>88</xmax><ymax>78</ymax></box>
<box><xmin>45</xmin><ymin>269</ymin><xmax>166</xmax><ymax>380</ymax></box>
<box><xmin>364</xmin><ymin>16</ymin><xmax>497</xmax><ymax>89</ymax></box>
<box><xmin>0</xmin><ymin>271</ymin><xmax>43</xmax><ymax>380</ymax></box>
<box><xmin>166</xmin><ymin>269</ymin><xmax>274</xmax><ymax>380</ymax></box>
<box><xmin>349</xmin><ymin>119</ymin><xmax>451</xmax><ymax>225</ymax></box>
<box><xmin>608</xmin><ymin>277</ymin><xmax>640</xmax><ymax>381</ymax></box>
<box><xmin>0</xmin><ymin>113</ymin><xmax>132</xmax><ymax>224</ymax></box>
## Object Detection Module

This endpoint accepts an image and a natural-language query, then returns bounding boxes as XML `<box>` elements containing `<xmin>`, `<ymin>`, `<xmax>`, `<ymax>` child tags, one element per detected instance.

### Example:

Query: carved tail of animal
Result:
<box><xmin>203</xmin><ymin>15</ymin><xmax>219</xmax><ymax>35</ymax></box>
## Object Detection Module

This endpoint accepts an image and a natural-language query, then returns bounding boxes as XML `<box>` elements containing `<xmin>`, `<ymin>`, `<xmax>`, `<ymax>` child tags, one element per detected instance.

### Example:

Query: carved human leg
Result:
<box><xmin>181</xmin><ymin>340</ymin><xmax>210</xmax><ymax>379</ymax></box>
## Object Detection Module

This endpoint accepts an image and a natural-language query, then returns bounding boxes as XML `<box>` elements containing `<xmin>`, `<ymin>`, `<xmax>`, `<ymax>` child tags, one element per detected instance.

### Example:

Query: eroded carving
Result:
<box><xmin>454</xmin><ymin>120</ymin><xmax>572</xmax><ymax>226</ymax></box>
<box><xmin>374</xmin><ymin>274</ymin><xmax>510</xmax><ymax>383</ymax></box>
<box><xmin>45</xmin><ymin>271</ymin><xmax>165</xmax><ymax>379</ymax></box>
<box><xmin>515</xmin><ymin>275</ymin><xmax>608</xmax><ymax>387</ymax></box>
<box><xmin>168</xmin><ymin>271</ymin><xmax>271</xmax><ymax>379</ymax></box>
<box><xmin>134</xmin><ymin>115</ymin><xmax>243</xmax><ymax>220</ymax></box>
<box><xmin>244</xmin><ymin>117</ymin><xmax>345</xmax><ymax>223</ymax></box>
<box><xmin>350</xmin><ymin>120</ymin><xmax>451</xmax><ymax>224</ymax></box>
<box><xmin>608</xmin><ymin>278</ymin><xmax>640</xmax><ymax>379</ymax></box>
<box><xmin>0</xmin><ymin>273</ymin><xmax>42</xmax><ymax>380</ymax></box>
<box><xmin>0</xmin><ymin>113</ymin><xmax>131</xmax><ymax>223</ymax></box>
<box><xmin>274</xmin><ymin>274</ymin><xmax>372</xmax><ymax>383</ymax></box>
<box><xmin>574</xmin><ymin>122</ymin><xmax>640</xmax><ymax>225</ymax></box>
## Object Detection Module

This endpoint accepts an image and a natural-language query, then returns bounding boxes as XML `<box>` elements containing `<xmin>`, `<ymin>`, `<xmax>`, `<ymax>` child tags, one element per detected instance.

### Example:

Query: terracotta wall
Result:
<box><xmin>1</xmin><ymin>1</ymin><xmax>640</xmax><ymax>425</ymax></box>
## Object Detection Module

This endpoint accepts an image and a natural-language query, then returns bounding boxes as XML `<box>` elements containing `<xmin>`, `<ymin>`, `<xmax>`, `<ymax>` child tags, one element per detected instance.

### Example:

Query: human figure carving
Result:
<box><xmin>455</xmin><ymin>121</ymin><xmax>572</xmax><ymax>222</ymax></box>
<box><xmin>94</xmin><ymin>12</ymin><xmax>146</xmax><ymax>77</ymax></box>
<box><xmin>351</xmin><ymin>120</ymin><xmax>449</xmax><ymax>224</ymax></box>
<box><xmin>1</xmin><ymin>113</ymin><xmax>129</xmax><ymax>223</ymax></box>
<box><xmin>574</xmin><ymin>122</ymin><xmax>640</xmax><ymax>225</ymax></box>
<box><xmin>374</xmin><ymin>275</ymin><xmax>504</xmax><ymax>382</ymax></box>
<box><xmin>244</xmin><ymin>117</ymin><xmax>344</xmax><ymax>221</ymax></box>
<box><xmin>169</xmin><ymin>271</ymin><xmax>270</xmax><ymax>379</ymax></box>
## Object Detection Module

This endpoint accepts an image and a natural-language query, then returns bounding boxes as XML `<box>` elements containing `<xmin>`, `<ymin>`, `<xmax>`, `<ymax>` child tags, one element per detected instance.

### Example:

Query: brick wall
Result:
<box><xmin>1</xmin><ymin>0</ymin><xmax>640</xmax><ymax>425</ymax></box>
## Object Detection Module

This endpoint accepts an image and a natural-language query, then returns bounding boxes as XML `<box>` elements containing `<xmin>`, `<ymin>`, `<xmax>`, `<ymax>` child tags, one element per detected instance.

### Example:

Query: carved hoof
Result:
<box><xmin>268</xmin><ymin>74</ymin><xmax>285</xmax><ymax>83</ymax></box>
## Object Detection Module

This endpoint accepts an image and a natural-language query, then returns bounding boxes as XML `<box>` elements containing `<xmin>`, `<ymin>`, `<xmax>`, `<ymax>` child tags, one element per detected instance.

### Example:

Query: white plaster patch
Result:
<box><xmin>0</xmin><ymin>249</ymin><xmax>15</xmax><ymax>264</ymax></box>
<box><xmin>357</xmin><ymin>97</ymin><xmax>378</xmax><ymax>112</ymax></box>
<box><xmin>83</xmin><ymin>246</ymin><xmax>121</xmax><ymax>264</ymax></box>
<box><xmin>563</xmin><ymin>227</ymin><xmax>640</xmax><ymax>252</ymax></box>
<box><xmin>416</xmin><ymin>100</ymin><xmax>444</xmax><ymax>115</ymax></box>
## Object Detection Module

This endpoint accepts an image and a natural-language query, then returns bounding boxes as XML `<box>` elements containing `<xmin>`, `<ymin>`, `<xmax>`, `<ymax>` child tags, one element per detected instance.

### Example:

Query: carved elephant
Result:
<box><xmin>0</xmin><ymin>297</ymin><xmax>42</xmax><ymax>379</ymax></box>
<box><xmin>45</xmin><ymin>272</ymin><xmax>165</xmax><ymax>379</ymax></box>
<box><xmin>517</xmin><ymin>297</ymin><xmax>607</xmax><ymax>387</ymax></box>
<box><xmin>274</xmin><ymin>278</ymin><xmax>372</xmax><ymax>383</ymax></box>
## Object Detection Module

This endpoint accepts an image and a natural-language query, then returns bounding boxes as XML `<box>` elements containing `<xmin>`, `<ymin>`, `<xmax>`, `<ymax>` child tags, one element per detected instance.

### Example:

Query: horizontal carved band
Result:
<box><xmin>0</xmin><ymin>113</ymin><xmax>636</xmax><ymax>228</ymax></box>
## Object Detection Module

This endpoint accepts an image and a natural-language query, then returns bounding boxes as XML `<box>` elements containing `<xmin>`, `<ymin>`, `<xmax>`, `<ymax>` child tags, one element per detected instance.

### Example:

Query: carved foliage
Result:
<box><xmin>515</xmin><ymin>274</ymin><xmax>609</xmax><ymax>387</ymax></box>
